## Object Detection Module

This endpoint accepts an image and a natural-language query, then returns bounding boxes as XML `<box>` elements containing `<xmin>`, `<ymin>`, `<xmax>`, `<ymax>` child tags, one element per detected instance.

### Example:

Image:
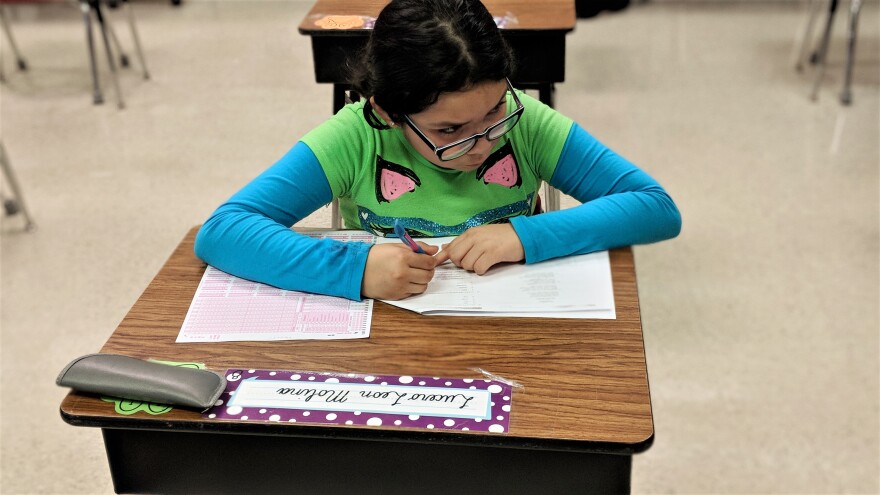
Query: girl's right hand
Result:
<box><xmin>361</xmin><ymin>243</ymin><xmax>439</xmax><ymax>300</ymax></box>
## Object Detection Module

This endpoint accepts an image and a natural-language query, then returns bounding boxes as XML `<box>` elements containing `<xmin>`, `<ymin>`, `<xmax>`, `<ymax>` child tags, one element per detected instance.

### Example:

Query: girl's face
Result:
<box><xmin>402</xmin><ymin>79</ymin><xmax>508</xmax><ymax>172</ymax></box>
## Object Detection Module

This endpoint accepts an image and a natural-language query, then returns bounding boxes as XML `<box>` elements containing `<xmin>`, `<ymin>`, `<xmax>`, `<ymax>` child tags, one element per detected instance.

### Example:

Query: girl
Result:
<box><xmin>194</xmin><ymin>0</ymin><xmax>681</xmax><ymax>301</ymax></box>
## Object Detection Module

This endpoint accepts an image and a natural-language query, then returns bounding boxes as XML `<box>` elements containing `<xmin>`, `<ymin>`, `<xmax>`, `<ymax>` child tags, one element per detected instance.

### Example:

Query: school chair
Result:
<box><xmin>0</xmin><ymin>141</ymin><xmax>36</xmax><ymax>232</ymax></box>
<box><xmin>77</xmin><ymin>0</ymin><xmax>150</xmax><ymax>109</ymax></box>
<box><xmin>795</xmin><ymin>0</ymin><xmax>864</xmax><ymax>105</ymax></box>
<box><xmin>0</xmin><ymin>0</ymin><xmax>150</xmax><ymax>108</ymax></box>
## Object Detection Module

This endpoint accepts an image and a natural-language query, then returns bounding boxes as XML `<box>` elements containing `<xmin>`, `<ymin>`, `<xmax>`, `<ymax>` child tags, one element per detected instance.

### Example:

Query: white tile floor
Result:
<box><xmin>1</xmin><ymin>1</ymin><xmax>878</xmax><ymax>493</ymax></box>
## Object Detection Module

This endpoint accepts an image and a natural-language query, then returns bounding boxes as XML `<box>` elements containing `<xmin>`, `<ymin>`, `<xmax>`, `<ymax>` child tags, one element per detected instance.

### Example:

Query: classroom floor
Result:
<box><xmin>1</xmin><ymin>0</ymin><xmax>878</xmax><ymax>493</ymax></box>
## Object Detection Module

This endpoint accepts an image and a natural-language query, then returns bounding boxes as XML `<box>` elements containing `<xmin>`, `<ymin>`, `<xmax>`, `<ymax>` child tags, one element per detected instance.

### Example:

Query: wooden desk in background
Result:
<box><xmin>298</xmin><ymin>0</ymin><xmax>576</xmax><ymax>113</ymax></box>
<box><xmin>60</xmin><ymin>226</ymin><xmax>654</xmax><ymax>494</ymax></box>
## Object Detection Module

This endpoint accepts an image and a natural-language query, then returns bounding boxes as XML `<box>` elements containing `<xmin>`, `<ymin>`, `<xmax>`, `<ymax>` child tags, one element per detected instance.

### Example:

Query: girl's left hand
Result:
<box><xmin>433</xmin><ymin>224</ymin><xmax>525</xmax><ymax>275</ymax></box>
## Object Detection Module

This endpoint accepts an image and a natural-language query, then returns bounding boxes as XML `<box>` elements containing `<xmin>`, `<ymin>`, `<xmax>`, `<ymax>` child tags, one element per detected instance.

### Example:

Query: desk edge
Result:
<box><xmin>60</xmin><ymin>400</ymin><xmax>654</xmax><ymax>455</ymax></box>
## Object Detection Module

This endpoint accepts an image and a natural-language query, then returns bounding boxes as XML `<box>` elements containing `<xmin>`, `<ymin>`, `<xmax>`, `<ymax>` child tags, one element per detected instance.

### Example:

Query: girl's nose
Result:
<box><xmin>470</xmin><ymin>135</ymin><xmax>493</xmax><ymax>155</ymax></box>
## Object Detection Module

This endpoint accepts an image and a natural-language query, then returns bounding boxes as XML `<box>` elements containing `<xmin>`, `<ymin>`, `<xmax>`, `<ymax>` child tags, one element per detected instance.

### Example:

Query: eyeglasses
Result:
<box><xmin>403</xmin><ymin>79</ymin><xmax>524</xmax><ymax>162</ymax></box>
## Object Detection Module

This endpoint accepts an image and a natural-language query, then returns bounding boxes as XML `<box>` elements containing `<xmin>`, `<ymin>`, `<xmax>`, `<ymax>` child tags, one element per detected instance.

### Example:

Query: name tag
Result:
<box><xmin>204</xmin><ymin>369</ymin><xmax>513</xmax><ymax>434</ymax></box>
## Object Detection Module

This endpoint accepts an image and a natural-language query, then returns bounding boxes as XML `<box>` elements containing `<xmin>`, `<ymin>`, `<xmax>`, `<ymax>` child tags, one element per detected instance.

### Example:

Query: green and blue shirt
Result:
<box><xmin>195</xmin><ymin>92</ymin><xmax>681</xmax><ymax>300</ymax></box>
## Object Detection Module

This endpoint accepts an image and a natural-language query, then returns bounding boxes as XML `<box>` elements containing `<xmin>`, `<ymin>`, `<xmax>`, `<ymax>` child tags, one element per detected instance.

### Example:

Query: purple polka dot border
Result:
<box><xmin>203</xmin><ymin>369</ymin><xmax>513</xmax><ymax>434</ymax></box>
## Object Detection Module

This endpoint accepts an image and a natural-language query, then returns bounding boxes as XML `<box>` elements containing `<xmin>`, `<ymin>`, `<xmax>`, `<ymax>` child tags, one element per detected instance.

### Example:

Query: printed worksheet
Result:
<box><xmin>375</xmin><ymin>237</ymin><xmax>616</xmax><ymax>318</ymax></box>
<box><xmin>176</xmin><ymin>231</ymin><xmax>375</xmax><ymax>343</ymax></box>
<box><xmin>176</xmin><ymin>267</ymin><xmax>373</xmax><ymax>342</ymax></box>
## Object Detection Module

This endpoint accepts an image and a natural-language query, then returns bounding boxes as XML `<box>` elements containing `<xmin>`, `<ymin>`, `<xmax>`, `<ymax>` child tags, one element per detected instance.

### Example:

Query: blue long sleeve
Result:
<box><xmin>194</xmin><ymin>142</ymin><xmax>372</xmax><ymax>300</ymax></box>
<box><xmin>510</xmin><ymin>123</ymin><xmax>681</xmax><ymax>263</ymax></box>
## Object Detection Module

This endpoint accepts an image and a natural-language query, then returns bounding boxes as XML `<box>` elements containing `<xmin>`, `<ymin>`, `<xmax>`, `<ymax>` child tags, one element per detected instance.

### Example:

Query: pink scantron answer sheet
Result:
<box><xmin>176</xmin><ymin>231</ymin><xmax>375</xmax><ymax>343</ymax></box>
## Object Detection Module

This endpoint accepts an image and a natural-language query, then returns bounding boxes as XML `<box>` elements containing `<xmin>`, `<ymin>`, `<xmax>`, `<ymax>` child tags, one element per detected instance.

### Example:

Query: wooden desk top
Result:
<box><xmin>298</xmin><ymin>0</ymin><xmax>576</xmax><ymax>34</ymax></box>
<box><xmin>61</xmin><ymin>226</ymin><xmax>653</xmax><ymax>453</ymax></box>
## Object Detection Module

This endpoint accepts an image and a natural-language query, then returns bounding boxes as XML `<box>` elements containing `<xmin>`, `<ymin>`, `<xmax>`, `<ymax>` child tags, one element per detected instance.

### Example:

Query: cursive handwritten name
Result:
<box><xmin>275</xmin><ymin>387</ymin><xmax>349</xmax><ymax>403</ymax></box>
<box><xmin>359</xmin><ymin>390</ymin><xmax>475</xmax><ymax>409</ymax></box>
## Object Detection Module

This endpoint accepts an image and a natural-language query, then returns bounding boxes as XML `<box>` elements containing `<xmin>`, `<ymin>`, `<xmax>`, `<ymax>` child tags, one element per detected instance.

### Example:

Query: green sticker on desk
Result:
<box><xmin>101</xmin><ymin>361</ymin><xmax>205</xmax><ymax>416</ymax></box>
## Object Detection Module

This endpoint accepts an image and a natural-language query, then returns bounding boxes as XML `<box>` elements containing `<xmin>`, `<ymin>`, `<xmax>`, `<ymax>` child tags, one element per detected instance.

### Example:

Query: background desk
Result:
<box><xmin>298</xmin><ymin>0</ymin><xmax>576</xmax><ymax>113</ymax></box>
<box><xmin>60</xmin><ymin>227</ymin><xmax>654</xmax><ymax>494</ymax></box>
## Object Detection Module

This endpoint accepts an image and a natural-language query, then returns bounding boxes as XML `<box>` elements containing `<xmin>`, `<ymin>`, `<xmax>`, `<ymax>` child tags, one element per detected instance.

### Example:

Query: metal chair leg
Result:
<box><xmin>80</xmin><ymin>0</ymin><xmax>104</xmax><ymax>104</ymax></box>
<box><xmin>795</xmin><ymin>0</ymin><xmax>823</xmax><ymax>72</ymax></box>
<box><xmin>330</xmin><ymin>200</ymin><xmax>341</xmax><ymax>229</ymax></box>
<box><xmin>123</xmin><ymin>0</ymin><xmax>149</xmax><ymax>79</ymax></box>
<box><xmin>0</xmin><ymin>142</ymin><xmax>36</xmax><ymax>232</ymax></box>
<box><xmin>542</xmin><ymin>183</ymin><xmax>560</xmax><ymax>212</ymax></box>
<box><xmin>810</xmin><ymin>0</ymin><xmax>839</xmax><ymax>101</ymax></box>
<box><xmin>104</xmin><ymin>13</ymin><xmax>130</xmax><ymax>68</ymax></box>
<box><xmin>91</xmin><ymin>0</ymin><xmax>125</xmax><ymax>109</ymax></box>
<box><xmin>0</xmin><ymin>5</ymin><xmax>28</xmax><ymax>71</ymax></box>
<box><xmin>840</xmin><ymin>0</ymin><xmax>862</xmax><ymax>105</ymax></box>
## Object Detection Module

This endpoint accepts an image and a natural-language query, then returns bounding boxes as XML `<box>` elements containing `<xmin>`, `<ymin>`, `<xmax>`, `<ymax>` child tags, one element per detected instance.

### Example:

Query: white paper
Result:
<box><xmin>376</xmin><ymin>236</ymin><xmax>616</xmax><ymax>318</ymax></box>
<box><xmin>178</xmin><ymin>231</ymin><xmax>617</xmax><ymax>341</ymax></box>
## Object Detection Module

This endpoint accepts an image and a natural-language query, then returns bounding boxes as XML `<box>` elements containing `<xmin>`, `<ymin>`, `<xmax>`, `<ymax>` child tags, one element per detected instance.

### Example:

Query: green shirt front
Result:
<box><xmin>301</xmin><ymin>91</ymin><xmax>573</xmax><ymax>237</ymax></box>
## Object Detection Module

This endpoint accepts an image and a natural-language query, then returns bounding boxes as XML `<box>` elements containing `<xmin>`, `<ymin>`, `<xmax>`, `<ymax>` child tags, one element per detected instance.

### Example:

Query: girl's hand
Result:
<box><xmin>433</xmin><ymin>224</ymin><xmax>524</xmax><ymax>275</ymax></box>
<box><xmin>362</xmin><ymin>243</ymin><xmax>439</xmax><ymax>300</ymax></box>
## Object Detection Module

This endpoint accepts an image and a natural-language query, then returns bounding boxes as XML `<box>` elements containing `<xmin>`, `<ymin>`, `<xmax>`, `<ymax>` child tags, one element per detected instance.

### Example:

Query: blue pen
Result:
<box><xmin>394</xmin><ymin>221</ymin><xmax>427</xmax><ymax>254</ymax></box>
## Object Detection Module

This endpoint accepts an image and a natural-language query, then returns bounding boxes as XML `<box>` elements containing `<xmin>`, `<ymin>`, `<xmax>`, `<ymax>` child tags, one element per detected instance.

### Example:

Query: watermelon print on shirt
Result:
<box><xmin>375</xmin><ymin>156</ymin><xmax>421</xmax><ymax>203</ymax></box>
<box><xmin>476</xmin><ymin>142</ymin><xmax>522</xmax><ymax>188</ymax></box>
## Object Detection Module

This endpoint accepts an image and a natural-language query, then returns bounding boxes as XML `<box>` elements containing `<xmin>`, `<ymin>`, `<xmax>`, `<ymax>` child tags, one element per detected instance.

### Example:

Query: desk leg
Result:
<box><xmin>333</xmin><ymin>84</ymin><xmax>361</xmax><ymax>114</ymax></box>
<box><xmin>333</xmin><ymin>83</ymin><xmax>347</xmax><ymax>114</ymax></box>
<box><xmin>538</xmin><ymin>83</ymin><xmax>556</xmax><ymax>109</ymax></box>
<box><xmin>102</xmin><ymin>428</ymin><xmax>632</xmax><ymax>494</ymax></box>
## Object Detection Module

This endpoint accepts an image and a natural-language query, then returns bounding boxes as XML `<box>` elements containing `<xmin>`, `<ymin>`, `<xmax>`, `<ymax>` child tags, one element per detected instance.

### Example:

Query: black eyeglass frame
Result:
<box><xmin>402</xmin><ymin>79</ymin><xmax>525</xmax><ymax>162</ymax></box>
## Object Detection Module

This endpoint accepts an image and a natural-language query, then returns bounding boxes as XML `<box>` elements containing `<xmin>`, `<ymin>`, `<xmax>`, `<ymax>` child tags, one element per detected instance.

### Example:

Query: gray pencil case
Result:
<box><xmin>57</xmin><ymin>353</ymin><xmax>226</xmax><ymax>410</ymax></box>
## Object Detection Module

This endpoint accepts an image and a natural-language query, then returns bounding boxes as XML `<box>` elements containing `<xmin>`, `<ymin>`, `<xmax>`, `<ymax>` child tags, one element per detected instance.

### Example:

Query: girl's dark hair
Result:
<box><xmin>349</xmin><ymin>0</ymin><xmax>515</xmax><ymax>129</ymax></box>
